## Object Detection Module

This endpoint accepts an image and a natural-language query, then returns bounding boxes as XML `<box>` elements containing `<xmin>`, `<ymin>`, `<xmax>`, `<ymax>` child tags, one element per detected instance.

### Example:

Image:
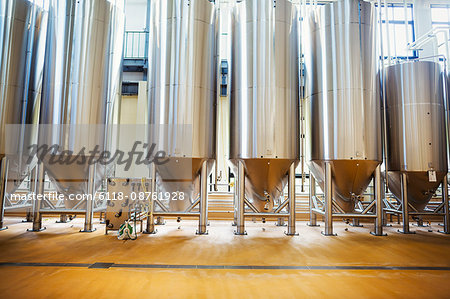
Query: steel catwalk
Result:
<box><xmin>385</xmin><ymin>61</ymin><xmax>448</xmax><ymax>211</ymax></box>
<box><xmin>38</xmin><ymin>0</ymin><xmax>124</xmax><ymax>204</ymax></box>
<box><xmin>0</xmin><ymin>0</ymin><xmax>47</xmax><ymax>196</ymax></box>
<box><xmin>147</xmin><ymin>0</ymin><xmax>217</xmax><ymax>212</ymax></box>
<box><xmin>230</xmin><ymin>0</ymin><xmax>300</xmax><ymax>212</ymax></box>
<box><xmin>303</xmin><ymin>0</ymin><xmax>381</xmax><ymax>212</ymax></box>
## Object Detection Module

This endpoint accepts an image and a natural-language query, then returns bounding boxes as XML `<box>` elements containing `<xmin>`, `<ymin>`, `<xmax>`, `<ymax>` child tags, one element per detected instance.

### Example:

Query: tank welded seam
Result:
<box><xmin>1</xmin><ymin>262</ymin><xmax>450</xmax><ymax>271</ymax></box>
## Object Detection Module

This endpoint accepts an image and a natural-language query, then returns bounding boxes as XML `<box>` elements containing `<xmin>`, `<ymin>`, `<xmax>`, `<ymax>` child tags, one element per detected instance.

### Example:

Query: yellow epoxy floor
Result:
<box><xmin>0</xmin><ymin>216</ymin><xmax>449</xmax><ymax>298</ymax></box>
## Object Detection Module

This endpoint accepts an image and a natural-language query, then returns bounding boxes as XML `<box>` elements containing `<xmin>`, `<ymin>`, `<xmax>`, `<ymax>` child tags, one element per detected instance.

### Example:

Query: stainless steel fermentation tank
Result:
<box><xmin>384</xmin><ymin>61</ymin><xmax>449</xmax><ymax>234</ymax></box>
<box><xmin>146</xmin><ymin>0</ymin><xmax>217</xmax><ymax>235</ymax></box>
<box><xmin>230</xmin><ymin>0</ymin><xmax>300</xmax><ymax>235</ymax></box>
<box><xmin>0</xmin><ymin>0</ymin><xmax>47</xmax><ymax>230</ymax></box>
<box><xmin>304</xmin><ymin>0</ymin><xmax>384</xmax><ymax>235</ymax></box>
<box><xmin>31</xmin><ymin>0</ymin><xmax>124</xmax><ymax>232</ymax></box>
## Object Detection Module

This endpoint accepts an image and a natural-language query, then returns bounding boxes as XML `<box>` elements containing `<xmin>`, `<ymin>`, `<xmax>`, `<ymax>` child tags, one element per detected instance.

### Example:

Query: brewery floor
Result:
<box><xmin>0</xmin><ymin>216</ymin><xmax>449</xmax><ymax>298</ymax></box>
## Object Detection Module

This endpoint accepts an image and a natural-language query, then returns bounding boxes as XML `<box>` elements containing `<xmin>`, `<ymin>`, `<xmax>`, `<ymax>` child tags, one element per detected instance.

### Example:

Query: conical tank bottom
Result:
<box><xmin>309</xmin><ymin>160</ymin><xmax>380</xmax><ymax>212</ymax></box>
<box><xmin>387</xmin><ymin>171</ymin><xmax>446</xmax><ymax>211</ymax></box>
<box><xmin>231</xmin><ymin>158</ymin><xmax>296</xmax><ymax>212</ymax></box>
<box><xmin>43</xmin><ymin>155</ymin><xmax>112</xmax><ymax>209</ymax></box>
<box><xmin>4</xmin><ymin>155</ymin><xmax>37</xmax><ymax>196</ymax></box>
<box><xmin>155</xmin><ymin>157</ymin><xmax>213</xmax><ymax>212</ymax></box>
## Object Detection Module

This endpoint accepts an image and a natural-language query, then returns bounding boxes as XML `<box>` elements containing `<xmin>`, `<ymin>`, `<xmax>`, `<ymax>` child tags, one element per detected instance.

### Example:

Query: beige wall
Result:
<box><xmin>115</xmin><ymin>82</ymin><xmax>149</xmax><ymax>178</ymax></box>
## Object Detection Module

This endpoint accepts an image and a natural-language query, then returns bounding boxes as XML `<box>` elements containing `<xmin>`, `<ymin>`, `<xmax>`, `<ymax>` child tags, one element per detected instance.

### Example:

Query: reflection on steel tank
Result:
<box><xmin>147</xmin><ymin>0</ymin><xmax>217</xmax><ymax>212</ymax></box>
<box><xmin>38</xmin><ymin>0</ymin><xmax>124</xmax><ymax>206</ymax></box>
<box><xmin>229</xmin><ymin>0</ymin><xmax>300</xmax><ymax>213</ymax></box>
<box><xmin>0</xmin><ymin>0</ymin><xmax>47</xmax><ymax>196</ymax></box>
<box><xmin>303</xmin><ymin>0</ymin><xmax>382</xmax><ymax>212</ymax></box>
<box><xmin>385</xmin><ymin>61</ymin><xmax>448</xmax><ymax>211</ymax></box>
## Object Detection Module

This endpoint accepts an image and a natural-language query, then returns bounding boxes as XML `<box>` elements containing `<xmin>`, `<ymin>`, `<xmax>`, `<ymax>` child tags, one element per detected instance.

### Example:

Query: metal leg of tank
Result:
<box><xmin>234</xmin><ymin>161</ymin><xmax>246</xmax><ymax>235</ymax></box>
<box><xmin>438</xmin><ymin>174</ymin><xmax>449</xmax><ymax>234</ymax></box>
<box><xmin>80</xmin><ymin>164</ymin><xmax>96</xmax><ymax>233</ymax></box>
<box><xmin>99</xmin><ymin>211</ymin><xmax>105</xmax><ymax>224</ymax></box>
<box><xmin>398</xmin><ymin>172</ymin><xmax>415</xmax><ymax>234</ymax></box>
<box><xmin>350</xmin><ymin>219</ymin><xmax>363</xmax><ymax>227</ymax></box>
<box><xmin>275</xmin><ymin>217</ymin><xmax>286</xmax><ymax>226</ymax></box>
<box><xmin>322</xmin><ymin>162</ymin><xmax>336</xmax><ymax>236</ymax></box>
<box><xmin>143</xmin><ymin>164</ymin><xmax>157</xmax><ymax>234</ymax></box>
<box><xmin>56</xmin><ymin>214</ymin><xmax>68</xmax><ymax>223</ymax></box>
<box><xmin>232</xmin><ymin>181</ymin><xmax>237</xmax><ymax>226</ymax></box>
<box><xmin>0</xmin><ymin>158</ymin><xmax>9</xmax><ymax>231</ymax></box>
<box><xmin>28</xmin><ymin>163</ymin><xmax>45</xmax><ymax>232</ymax></box>
<box><xmin>196</xmin><ymin>160</ymin><xmax>208</xmax><ymax>235</ymax></box>
<box><xmin>286</xmin><ymin>163</ymin><xmax>298</xmax><ymax>236</ymax></box>
<box><xmin>23</xmin><ymin>210</ymin><xmax>33</xmax><ymax>223</ymax></box>
<box><xmin>412</xmin><ymin>217</ymin><xmax>427</xmax><ymax>227</ymax></box>
<box><xmin>307</xmin><ymin>174</ymin><xmax>319</xmax><ymax>227</ymax></box>
<box><xmin>22</xmin><ymin>167</ymin><xmax>37</xmax><ymax>223</ymax></box>
<box><xmin>155</xmin><ymin>216</ymin><xmax>165</xmax><ymax>225</ymax></box>
<box><xmin>371</xmin><ymin>165</ymin><xmax>386</xmax><ymax>236</ymax></box>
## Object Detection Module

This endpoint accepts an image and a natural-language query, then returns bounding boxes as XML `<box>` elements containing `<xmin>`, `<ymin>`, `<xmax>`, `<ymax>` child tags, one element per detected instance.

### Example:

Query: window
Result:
<box><xmin>431</xmin><ymin>4</ymin><xmax>450</xmax><ymax>58</ymax></box>
<box><xmin>377</xmin><ymin>4</ymin><xmax>417</xmax><ymax>60</ymax></box>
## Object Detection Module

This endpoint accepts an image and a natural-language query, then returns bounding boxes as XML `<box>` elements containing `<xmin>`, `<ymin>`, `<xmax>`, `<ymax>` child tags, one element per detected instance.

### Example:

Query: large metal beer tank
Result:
<box><xmin>230</xmin><ymin>0</ymin><xmax>300</xmax><ymax>212</ymax></box>
<box><xmin>385</xmin><ymin>61</ymin><xmax>448</xmax><ymax>211</ymax></box>
<box><xmin>39</xmin><ymin>0</ymin><xmax>124</xmax><ymax>200</ymax></box>
<box><xmin>147</xmin><ymin>0</ymin><xmax>217</xmax><ymax>211</ymax></box>
<box><xmin>304</xmin><ymin>0</ymin><xmax>382</xmax><ymax>212</ymax></box>
<box><xmin>0</xmin><ymin>0</ymin><xmax>47</xmax><ymax>195</ymax></box>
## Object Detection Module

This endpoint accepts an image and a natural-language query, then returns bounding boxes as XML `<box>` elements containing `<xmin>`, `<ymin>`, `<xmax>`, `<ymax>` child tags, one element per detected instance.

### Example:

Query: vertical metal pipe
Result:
<box><xmin>286</xmin><ymin>163</ymin><xmax>297</xmax><ymax>235</ymax></box>
<box><xmin>197</xmin><ymin>160</ymin><xmax>208</xmax><ymax>235</ymax></box>
<box><xmin>234</xmin><ymin>160</ymin><xmax>246</xmax><ymax>235</ymax></box>
<box><xmin>399</xmin><ymin>172</ymin><xmax>414</xmax><ymax>234</ymax></box>
<box><xmin>144</xmin><ymin>163</ymin><xmax>156</xmax><ymax>234</ymax></box>
<box><xmin>372</xmin><ymin>165</ymin><xmax>385</xmax><ymax>236</ymax></box>
<box><xmin>29</xmin><ymin>163</ymin><xmax>45</xmax><ymax>232</ymax></box>
<box><xmin>0</xmin><ymin>157</ymin><xmax>9</xmax><ymax>230</ymax></box>
<box><xmin>308</xmin><ymin>173</ymin><xmax>318</xmax><ymax>226</ymax></box>
<box><xmin>439</xmin><ymin>174</ymin><xmax>449</xmax><ymax>234</ymax></box>
<box><xmin>81</xmin><ymin>164</ymin><xmax>96</xmax><ymax>232</ymax></box>
<box><xmin>323</xmin><ymin>162</ymin><xmax>334</xmax><ymax>236</ymax></box>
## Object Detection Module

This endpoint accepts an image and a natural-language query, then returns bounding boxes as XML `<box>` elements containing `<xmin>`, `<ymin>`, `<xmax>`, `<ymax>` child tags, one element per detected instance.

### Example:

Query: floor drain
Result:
<box><xmin>88</xmin><ymin>262</ymin><xmax>114</xmax><ymax>269</ymax></box>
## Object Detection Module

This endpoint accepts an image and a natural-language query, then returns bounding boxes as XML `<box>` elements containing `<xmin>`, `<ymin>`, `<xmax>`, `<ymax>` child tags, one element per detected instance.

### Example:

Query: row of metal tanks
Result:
<box><xmin>303</xmin><ymin>0</ymin><xmax>449</xmax><ymax>235</ymax></box>
<box><xmin>0</xmin><ymin>0</ymin><xmax>124</xmax><ymax>232</ymax></box>
<box><xmin>0</xmin><ymin>0</ymin><xmax>449</xmax><ymax>236</ymax></box>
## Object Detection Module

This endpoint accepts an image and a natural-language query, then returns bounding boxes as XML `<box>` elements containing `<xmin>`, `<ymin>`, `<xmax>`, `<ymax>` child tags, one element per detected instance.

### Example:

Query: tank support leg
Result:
<box><xmin>23</xmin><ymin>166</ymin><xmax>37</xmax><ymax>223</ymax></box>
<box><xmin>155</xmin><ymin>216</ymin><xmax>165</xmax><ymax>225</ymax></box>
<box><xmin>234</xmin><ymin>160</ymin><xmax>246</xmax><ymax>235</ymax></box>
<box><xmin>28</xmin><ymin>163</ymin><xmax>45</xmax><ymax>232</ymax></box>
<box><xmin>372</xmin><ymin>165</ymin><xmax>386</xmax><ymax>236</ymax></box>
<box><xmin>275</xmin><ymin>217</ymin><xmax>286</xmax><ymax>226</ymax></box>
<box><xmin>232</xmin><ymin>181</ymin><xmax>237</xmax><ymax>226</ymax></box>
<box><xmin>350</xmin><ymin>219</ymin><xmax>363</xmax><ymax>227</ymax></box>
<box><xmin>286</xmin><ymin>163</ymin><xmax>298</xmax><ymax>236</ymax></box>
<box><xmin>322</xmin><ymin>162</ymin><xmax>335</xmax><ymax>236</ymax></box>
<box><xmin>398</xmin><ymin>172</ymin><xmax>414</xmax><ymax>234</ymax></box>
<box><xmin>80</xmin><ymin>164</ymin><xmax>96</xmax><ymax>232</ymax></box>
<box><xmin>197</xmin><ymin>160</ymin><xmax>208</xmax><ymax>235</ymax></box>
<box><xmin>0</xmin><ymin>157</ymin><xmax>9</xmax><ymax>231</ymax></box>
<box><xmin>57</xmin><ymin>214</ymin><xmax>68</xmax><ymax>223</ymax></box>
<box><xmin>144</xmin><ymin>163</ymin><xmax>156</xmax><ymax>234</ymax></box>
<box><xmin>308</xmin><ymin>173</ymin><xmax>319</xmax><ymax>227</ymax></box>
<box><xmin>439</xmin><ymin>174</ymin><xmax>449</xmax><ymax>234</ymax></box>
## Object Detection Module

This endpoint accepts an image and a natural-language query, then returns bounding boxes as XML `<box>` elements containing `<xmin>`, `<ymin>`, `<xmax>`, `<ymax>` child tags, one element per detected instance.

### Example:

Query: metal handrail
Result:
<box><xmin>124</xmin><ymin>31</ymin><xmax>148</xmax><ymax>59</ymax></box>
